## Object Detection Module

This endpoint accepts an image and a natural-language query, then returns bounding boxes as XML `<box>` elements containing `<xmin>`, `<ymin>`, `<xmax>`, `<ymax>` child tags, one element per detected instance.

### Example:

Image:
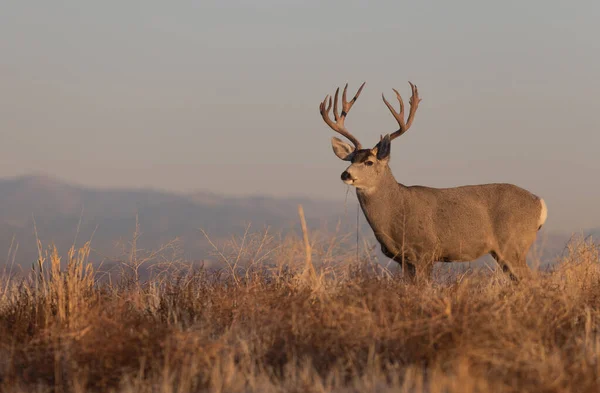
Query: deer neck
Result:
<box><xmin>355</xmin><ymin>169</ymin><xmax>406</xmax><ymax>240</ymax></box>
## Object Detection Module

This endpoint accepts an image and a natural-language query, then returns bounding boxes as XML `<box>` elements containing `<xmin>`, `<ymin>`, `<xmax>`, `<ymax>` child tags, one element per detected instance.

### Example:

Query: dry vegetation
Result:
<box><xmin>1</xmin><ymin>226</ymin><xmax>599</xmax><ymax>393</ymax></box>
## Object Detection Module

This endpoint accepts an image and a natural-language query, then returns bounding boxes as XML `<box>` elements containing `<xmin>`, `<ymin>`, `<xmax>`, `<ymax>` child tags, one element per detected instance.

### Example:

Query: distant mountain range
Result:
<box><xmin>0</xmin><ymin>174</ymin><xmax>587</xmax><ymax>275</ymax></box>
<box><xmin>0</xmin><ymin>174</ymin><xmax>351</xmax><ymax>272</ymax></box>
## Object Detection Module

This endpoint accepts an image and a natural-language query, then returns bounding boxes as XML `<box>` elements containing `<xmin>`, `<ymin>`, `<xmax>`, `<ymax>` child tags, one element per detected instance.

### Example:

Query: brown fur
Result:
<box><xmin>333</xmin><ymin>142</ymin><xmax>545</xmax><ymax>282</ymax></box>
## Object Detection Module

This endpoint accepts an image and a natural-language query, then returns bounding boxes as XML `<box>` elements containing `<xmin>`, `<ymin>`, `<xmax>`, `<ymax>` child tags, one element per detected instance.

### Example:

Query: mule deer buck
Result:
<box><xmin>319</xmin><ymin>82</ymin><xmax>547</xmax><ymax>281</ymax></box>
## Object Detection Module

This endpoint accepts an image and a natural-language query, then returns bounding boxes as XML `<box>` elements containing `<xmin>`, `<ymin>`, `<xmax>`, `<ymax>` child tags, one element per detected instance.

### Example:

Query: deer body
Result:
<box><xmin>356</xmin><ymin>174</ymin><xmax>546</xmax><ymax>278</ymax></box>
<box><xmin>319</xmin><ymin>82</ymin><xmax>547</xmax><ymax>280</ymax></box>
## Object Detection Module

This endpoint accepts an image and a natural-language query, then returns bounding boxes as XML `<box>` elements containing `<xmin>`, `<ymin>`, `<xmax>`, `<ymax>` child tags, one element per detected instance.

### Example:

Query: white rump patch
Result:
<box><xmin>538</xmin><ymin>198</ymin><xmax>548</xmax><ymax>229</ymax></box>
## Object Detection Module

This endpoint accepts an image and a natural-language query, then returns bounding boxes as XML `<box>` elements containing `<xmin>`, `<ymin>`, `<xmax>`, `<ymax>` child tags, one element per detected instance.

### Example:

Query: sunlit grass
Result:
<box><xmin>0</xmin><ymin>228</ymin><xmax>598</xmax><ymax>392</ymax></box>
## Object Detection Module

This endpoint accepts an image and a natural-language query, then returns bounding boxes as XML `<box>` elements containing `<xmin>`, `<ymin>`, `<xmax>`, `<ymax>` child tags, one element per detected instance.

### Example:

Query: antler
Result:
<box><xmin>382</xmin><ymin>82</ymin><xmax>421</xmax><ymax>141</ymax></box>
<box><xmin>319</xmin><ymin>82</ymin><xmax>366</xmax><ymax>150</ymax></box>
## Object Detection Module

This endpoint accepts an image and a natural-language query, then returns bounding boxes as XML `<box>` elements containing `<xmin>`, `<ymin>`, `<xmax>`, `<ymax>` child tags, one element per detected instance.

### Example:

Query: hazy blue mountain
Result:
<box><xmin>0</xmin><ymin>174</ymin><xmax>348</xmax><ymax>272</ymax></box>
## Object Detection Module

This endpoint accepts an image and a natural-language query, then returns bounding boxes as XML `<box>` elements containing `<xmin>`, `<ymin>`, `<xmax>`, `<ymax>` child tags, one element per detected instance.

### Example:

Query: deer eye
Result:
<box><xmin>365</xmin><ymin>161</ymin><xmax>374</xmax><ymax>166</ymax></box>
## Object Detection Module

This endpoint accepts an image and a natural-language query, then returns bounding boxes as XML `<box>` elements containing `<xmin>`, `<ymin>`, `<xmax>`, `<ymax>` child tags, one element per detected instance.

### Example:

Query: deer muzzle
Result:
<box><xmin>341</xmin><ymin>171</ymin><xmax>354</xmax><ymax>184</ymax></box>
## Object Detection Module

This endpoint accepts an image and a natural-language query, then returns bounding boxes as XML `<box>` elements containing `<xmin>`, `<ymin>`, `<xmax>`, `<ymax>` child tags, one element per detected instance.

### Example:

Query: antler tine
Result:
<box><xmin>319</xmin><ymin>82</ymin><xmax>366</xmax><ymax>150</ymax></box>
<box><xmin>333</xmin><ymin>87</ymin><xmax>340</xmax><ymax>121</ymax></box>
<box><xmin>382</xmin><ymin>89</ymin><xmax>406</xmax><ymax>132</ymax></box>
<box><xmin>345</xmin><ymin>82</ymin><xmax>366</xmax><ymax>110</ymax></box>
<box><xmin>383</xmin><ymin>81</ymin><xmax>422</xmax><ymax>141</ymax></box>
<box><xmin>405</xmin><ymin>82</ymin><xmax>421</xmax><ymax>130</ymax></box>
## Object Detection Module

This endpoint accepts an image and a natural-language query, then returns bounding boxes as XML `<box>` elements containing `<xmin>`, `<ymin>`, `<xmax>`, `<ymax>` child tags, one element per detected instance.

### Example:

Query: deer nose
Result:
<box><xmin>341</xmin><ymin>171</ymin><xmax>352</xmax><ymax>181</ymax></box>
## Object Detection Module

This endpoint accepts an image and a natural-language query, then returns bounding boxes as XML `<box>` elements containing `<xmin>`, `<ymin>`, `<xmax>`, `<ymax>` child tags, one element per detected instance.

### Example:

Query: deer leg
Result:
<box><xmin>391</xmin><ymin>255</ymin><xmax>416</xmax><ymax>282</ymax></box>
<box><xmin>403</xmin><ymin>262</ymin><xmax>417</xmax><ymax>282</ymax></box>
<box><xmin>410</xmin><ymin>261</ymin><xmax>433</xmax><ymax>284</ymax></box>
<box><xmin>509</xmin><ymin>255</ymin><xmax>532</xmax><ymax>281</ymax></box>
<box><xmin>387</xmin><ymin>246</ymin><xmax>418</xmax><ymax>282</ymax></box>
<box><xmin>491</xmin><ymin>251</ymin><xmax>518</xmax><ymax>281</ymax></box>
<box><xmin>396</xmin><ymin>260</ymin><xmax>433</xmax><ymax>283</ymax></box>
<box><xmin>491</xmin><ymin>251</ymin><xmax>531</xmax><ymax>282</ymax></box>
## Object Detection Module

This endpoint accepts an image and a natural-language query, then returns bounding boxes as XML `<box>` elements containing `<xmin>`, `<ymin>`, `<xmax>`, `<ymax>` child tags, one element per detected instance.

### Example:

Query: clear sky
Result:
<box><xmin>1</xmin><ymin>1</ymin><xmax>599</xmax><ymax>232</ymax></box>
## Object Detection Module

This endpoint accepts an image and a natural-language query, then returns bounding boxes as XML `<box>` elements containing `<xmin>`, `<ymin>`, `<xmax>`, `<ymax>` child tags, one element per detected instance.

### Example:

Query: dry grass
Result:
<box><xmin>0</xmin><ymin>230</ymin><xmax>599</xmax><ymax>393</ymax></box>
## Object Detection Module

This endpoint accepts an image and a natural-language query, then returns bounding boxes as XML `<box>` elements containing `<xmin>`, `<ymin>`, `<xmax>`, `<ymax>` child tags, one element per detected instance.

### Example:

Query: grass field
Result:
<box><xmin>0</xmin><ymin>229</ymin><xmax>599</xmax><ymax>392</ymax></box>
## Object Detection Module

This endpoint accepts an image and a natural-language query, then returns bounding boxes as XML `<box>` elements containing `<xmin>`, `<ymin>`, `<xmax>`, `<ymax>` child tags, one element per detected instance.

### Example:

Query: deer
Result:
<box><xmin>319</xmin><ymin>82</ymin><xmax>547</xmax><ymax>281</ymax></box>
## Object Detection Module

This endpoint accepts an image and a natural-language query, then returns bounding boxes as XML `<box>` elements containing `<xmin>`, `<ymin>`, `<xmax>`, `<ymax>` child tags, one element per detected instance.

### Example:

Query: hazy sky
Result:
<box><xmin>1</xmin><ymin>1</ymin><xmax>599</xmax><ymax>232</ymax></box>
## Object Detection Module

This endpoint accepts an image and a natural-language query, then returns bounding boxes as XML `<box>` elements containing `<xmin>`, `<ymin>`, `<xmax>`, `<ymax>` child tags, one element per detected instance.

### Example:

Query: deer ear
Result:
<box><xmin>331</xmin><ymin>137</ymin><xmax>355</xmax><ymax>161</ymax></box>
<box><xmin>376</xmin><ymin>134</ymin><xmax>391</xmax><ymax>160</ymax></box>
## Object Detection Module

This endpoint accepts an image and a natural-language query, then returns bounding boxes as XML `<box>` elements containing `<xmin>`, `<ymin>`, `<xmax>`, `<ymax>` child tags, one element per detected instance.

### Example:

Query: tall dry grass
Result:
<box><xmin>0</xmin><ymin>228</ymin><xmax>599</xmax><ymax>393</ymax></box>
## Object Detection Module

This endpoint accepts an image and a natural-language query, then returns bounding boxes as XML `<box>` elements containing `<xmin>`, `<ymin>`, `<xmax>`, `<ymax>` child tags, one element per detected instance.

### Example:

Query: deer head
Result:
<box><xmin>319</xmin><ymin>82</ymin><xmax>421</xmax><ymax>190</ymax></box>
